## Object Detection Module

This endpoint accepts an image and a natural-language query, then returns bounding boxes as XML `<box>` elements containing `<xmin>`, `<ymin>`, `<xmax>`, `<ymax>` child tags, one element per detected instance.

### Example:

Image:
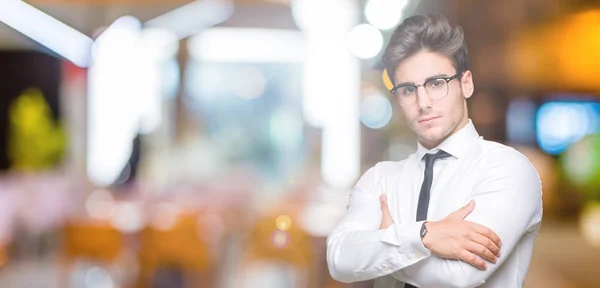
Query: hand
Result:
<box><xmin>422</xmin><ymin>200</ymin><xmax>502</xmax><ymax>270</ymax></box>
<box><xmin>379</xmin><ymin>195</ymin><xmax>393</xmax><ymax>229</ymax></box>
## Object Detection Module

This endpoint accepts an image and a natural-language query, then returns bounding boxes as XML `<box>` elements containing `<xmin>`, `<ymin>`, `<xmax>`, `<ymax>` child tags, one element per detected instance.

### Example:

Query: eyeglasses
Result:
<box><xmin>389</xmin><ymin>72</ymin><xmax>462</xmax><ymax>106</ymax></box>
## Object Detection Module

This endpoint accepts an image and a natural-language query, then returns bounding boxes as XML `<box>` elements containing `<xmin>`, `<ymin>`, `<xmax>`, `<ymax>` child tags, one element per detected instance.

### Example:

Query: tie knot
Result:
<box><xmin>423</xmin><ymin>150</ymin><xmax>452</xmax><ymax>166</ymax></box>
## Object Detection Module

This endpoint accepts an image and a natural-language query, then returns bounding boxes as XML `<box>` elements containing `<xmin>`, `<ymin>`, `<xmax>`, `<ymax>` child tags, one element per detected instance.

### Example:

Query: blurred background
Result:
<box><xmin>0</xmin><ymin>0</ymin><xmax>598</xmax><ymax>287</ymax></box>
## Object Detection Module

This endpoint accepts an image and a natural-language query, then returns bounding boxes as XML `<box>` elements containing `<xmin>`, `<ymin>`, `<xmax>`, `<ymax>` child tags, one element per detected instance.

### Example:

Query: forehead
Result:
<box><xmin>393</xmin><ymin>51</ymin><xmax>456</xmax><ymax>84</ymax></box>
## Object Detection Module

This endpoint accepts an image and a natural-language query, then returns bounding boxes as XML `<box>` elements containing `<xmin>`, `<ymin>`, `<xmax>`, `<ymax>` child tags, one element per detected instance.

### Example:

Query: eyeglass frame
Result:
<box><xmin>389</xmin><ymin>71</ymin><xmax>463</xmax><ymax>106</ymax></box>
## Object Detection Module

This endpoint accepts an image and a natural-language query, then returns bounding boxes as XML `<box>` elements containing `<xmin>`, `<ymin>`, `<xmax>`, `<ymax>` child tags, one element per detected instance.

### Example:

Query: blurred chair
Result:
<box><xmin>60</xmin><ymin>221</ymin><xmax>125</xmax><ymax>287</ymax></box>
<box><xmin>237</xmin><ymin>209</ymin><xmax>318</xmax><ymax>288</ymax></box>
<box><xmin>136</xmin><ymin>212</ymin><xmax>215</xmax><ymax>288</ymax></box>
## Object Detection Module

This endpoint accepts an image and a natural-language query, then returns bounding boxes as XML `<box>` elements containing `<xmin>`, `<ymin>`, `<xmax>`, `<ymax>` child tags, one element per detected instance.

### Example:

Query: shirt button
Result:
<box><xmin>415</xmin><ymin>251</ymin><xmax>422</xmax><ymax>258</ymax></box>
<box><xmin>382</xmin><ymin>264</ymin><xmax>389</xmax><ymax>271</ymax></box>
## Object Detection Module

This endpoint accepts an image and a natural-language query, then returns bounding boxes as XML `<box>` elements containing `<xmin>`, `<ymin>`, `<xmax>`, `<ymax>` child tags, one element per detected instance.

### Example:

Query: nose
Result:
<box><xmin>416</xmin><ymin>86</ymin><xmax>432</xmax><ymax>111</ymax></box>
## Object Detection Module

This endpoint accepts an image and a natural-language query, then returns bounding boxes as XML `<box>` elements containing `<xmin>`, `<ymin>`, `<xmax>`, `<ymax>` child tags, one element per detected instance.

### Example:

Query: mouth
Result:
<box><xmin>418</xmin><ymin>116</ymin><xmax>440</xmax><ymax>123</ymax></box>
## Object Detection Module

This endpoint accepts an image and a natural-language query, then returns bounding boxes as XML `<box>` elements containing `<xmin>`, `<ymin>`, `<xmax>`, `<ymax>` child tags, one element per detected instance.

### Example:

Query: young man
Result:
<box><xmin>326</xmin><ymin>14</ymin><xmax>542</xmax><ymax>288</ymax></box>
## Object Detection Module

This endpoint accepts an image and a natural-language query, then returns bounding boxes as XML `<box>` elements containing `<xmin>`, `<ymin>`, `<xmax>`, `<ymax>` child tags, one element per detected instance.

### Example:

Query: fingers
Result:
<box><xmin>459</xmin><ymin>250</ymin><xmax>487</xmax><ymax>270</ymax></box>
<box><xmin>465</xmin><ymin>241</ymin><xmax>497</xmax><ymax>264</ymax></box>
<box><xmin>469</xmin><ymin>231</ymin><xmax>501</xmax><ymax>257</ymax></box>
<box><xmin>469</xmin><ymin>222</ymin><xmax>502</xmax><ymax>248</ymax></box>
<box><xmin>449</xmin><ymin>200</ymin><xmax>475</xmax><ymax>219</ymax></box>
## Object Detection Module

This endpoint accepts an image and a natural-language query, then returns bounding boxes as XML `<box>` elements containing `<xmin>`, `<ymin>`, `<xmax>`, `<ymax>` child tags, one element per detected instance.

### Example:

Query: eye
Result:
<box><xmin>400</xmin><ymin>86</ymin><xmax>416</xmax><ymax>96</ymax></box>
<box><xmin>429</xmin><ymin>79</ymin><xmax>446</xmax><ymax>88</ymax></box>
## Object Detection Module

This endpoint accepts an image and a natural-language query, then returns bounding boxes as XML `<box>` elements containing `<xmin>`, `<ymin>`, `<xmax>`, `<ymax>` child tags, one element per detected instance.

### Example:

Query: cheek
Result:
<box><xmin>452</xmin><ymin>97</ymin><xmax>466</xmax><ymax>116</ymax></box>
<box><xmin>400</xmin><ymin>107</ymin><xmax>419</xmax><ymax>122</ymax></box>
<box><xmin>440</xmin><ymin>93</ymin><xmax>464</xmax><ymax>117</ymax></box>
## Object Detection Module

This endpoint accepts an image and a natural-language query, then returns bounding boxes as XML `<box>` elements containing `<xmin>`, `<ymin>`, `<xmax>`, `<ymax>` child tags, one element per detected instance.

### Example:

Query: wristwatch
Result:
<box><xmin>420</xmin><ymin>222</ymin><xmax>428</xmax><ymax>240</ymax></box>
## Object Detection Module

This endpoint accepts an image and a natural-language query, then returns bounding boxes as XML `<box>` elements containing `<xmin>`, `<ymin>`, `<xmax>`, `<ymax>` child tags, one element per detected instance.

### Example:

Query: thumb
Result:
<box><xmin>450</xmin><ymin>199</ymin><xmax>475</xmax><ymax>219</ymax></box>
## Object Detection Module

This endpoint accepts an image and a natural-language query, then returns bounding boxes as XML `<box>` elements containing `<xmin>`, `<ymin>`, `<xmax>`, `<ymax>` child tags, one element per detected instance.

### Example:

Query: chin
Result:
<box><xmin>418</xmin><ymin>127</ymin><xmax>450</xmax><ymax>145</ymax></box>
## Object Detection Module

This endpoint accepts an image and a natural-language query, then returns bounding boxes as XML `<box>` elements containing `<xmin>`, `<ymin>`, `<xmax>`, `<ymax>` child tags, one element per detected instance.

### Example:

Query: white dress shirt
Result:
<box><xmin>326</xmin><ymin>120</ymin><xmax>543</xmax><ymax>288</ymax></box>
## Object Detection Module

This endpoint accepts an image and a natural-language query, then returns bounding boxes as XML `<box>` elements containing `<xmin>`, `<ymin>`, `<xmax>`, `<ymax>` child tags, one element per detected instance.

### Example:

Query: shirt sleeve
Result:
<box><xmin>390</xmin><ymin>149</ymin><xmax>543</xmax><ymax>288</ymax></box>
<box><xmin>326</xmin><ymin>165</ymin><xmax>432</xmax><ymax>283</ymax></box>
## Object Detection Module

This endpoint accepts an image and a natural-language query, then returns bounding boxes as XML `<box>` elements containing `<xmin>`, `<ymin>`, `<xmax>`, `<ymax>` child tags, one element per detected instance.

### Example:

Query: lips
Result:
<box><xmin>418</xmin><ymin>116</ymin><xmax>440</xmax><ymax>123</ymax></box>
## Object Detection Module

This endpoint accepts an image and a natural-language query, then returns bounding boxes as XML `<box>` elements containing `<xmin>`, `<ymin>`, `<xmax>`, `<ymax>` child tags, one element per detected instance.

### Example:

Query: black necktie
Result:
<box><xmin>405</xmin><ymin>150</ymin><xmax>452</xmax><ymax>288</ymax></box>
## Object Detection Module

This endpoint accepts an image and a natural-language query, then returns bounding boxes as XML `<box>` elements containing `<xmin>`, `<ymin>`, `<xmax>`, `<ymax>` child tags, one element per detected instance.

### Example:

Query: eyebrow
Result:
<box><xmin>395</xmin><ymin>74</ymin><xmax>450</xmax><ymax>87</ymax></box>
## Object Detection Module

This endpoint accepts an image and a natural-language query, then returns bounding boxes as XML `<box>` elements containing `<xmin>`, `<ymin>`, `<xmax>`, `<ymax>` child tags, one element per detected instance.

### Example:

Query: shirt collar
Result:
<box><xmin>416</xmin><ymin>119</ymin><xmax>480</xmax><ymax>160</ymax></box>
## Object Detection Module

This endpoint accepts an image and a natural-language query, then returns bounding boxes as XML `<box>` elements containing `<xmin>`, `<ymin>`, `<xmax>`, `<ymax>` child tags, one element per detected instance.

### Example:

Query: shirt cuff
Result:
<box><xmin>380</xmin><ymin>221</ymin><xmax>431</xmax><ymax>258</ymax></box>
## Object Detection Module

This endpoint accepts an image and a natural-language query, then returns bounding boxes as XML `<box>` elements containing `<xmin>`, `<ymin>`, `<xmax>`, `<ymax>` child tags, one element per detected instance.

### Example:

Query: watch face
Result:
<box><xmin>420</xmin><ymin>223</ymin><xmax>427</xmax><ymax>238</ymax></box>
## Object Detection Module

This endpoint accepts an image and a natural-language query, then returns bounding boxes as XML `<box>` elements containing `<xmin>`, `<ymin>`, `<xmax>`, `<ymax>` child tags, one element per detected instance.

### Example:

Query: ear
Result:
<box><xmin>461</xmin><ymin>70</ymin><xmax>474</xmax><ymax>99</ymax></box>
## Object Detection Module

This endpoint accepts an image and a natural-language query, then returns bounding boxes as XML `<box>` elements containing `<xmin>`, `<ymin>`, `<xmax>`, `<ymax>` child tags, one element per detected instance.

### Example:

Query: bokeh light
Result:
<box><xmin>149</xmin><ymin>202</ymin><xmax>180</xmax><ymax>231</ymax></box>
<box><xmin>275</xmin><ymin>215</ymin><xmax>292</xmax><ymax>231</ymax></box>
<box><xmin>365</xmin><ymin>0</ymin><xmax>408</xmax><ymax>30</ymax></box>
<box><xmin>561</xmin><ymin>134</ymin><xmax>600</xmax><ymax>203</ymax></box>
<box><xmin>270</xmin><ymin>230</ymin><xmax>290</xmax><ymax>249</ymax></box>
<box><xmin>85</xmin><ymin>189</ymin><xmax>116</xmax><ymax>220</ymax></box>
<box><xmin>536</xmin><ymin>101</ymin><xmax>600</xmax><ymax>155</ymax></box>
<box><xmin>110</xmin><ymin>202</ymin><xmax>145</xmax><ymax>233</ymax></box>
<box><xmin>348</xmin><ymin>24</ymin><xmax>383</xmax><ymax>59</ymax></box>
<box><xmin>580</xmin><ymin>202</ymin><xmax>600</xmax><ymax>248</ymax></box>
<box><xmin>360</xmin><ymin>93</ymin><xmax>393</xmax><ymax>129</ymax></box>
<box><xmin>84</xmin><ymin>266</ymin><xmax>115</xmax><ymax>288</ymax></box>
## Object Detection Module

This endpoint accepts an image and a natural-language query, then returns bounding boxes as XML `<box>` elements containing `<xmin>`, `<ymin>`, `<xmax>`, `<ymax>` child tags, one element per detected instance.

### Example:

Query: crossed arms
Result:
<box><xmin>326</xmin><ymin>150</ymin><xmax>543</xmax><ymax>288</ymax></box>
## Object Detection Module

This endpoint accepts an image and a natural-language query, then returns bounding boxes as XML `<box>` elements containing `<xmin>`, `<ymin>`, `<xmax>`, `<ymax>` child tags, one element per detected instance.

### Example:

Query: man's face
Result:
<box><xmin>393</xmin><ymin>51</ymin><xmax>474</xmax><ymax>149</ymax></box>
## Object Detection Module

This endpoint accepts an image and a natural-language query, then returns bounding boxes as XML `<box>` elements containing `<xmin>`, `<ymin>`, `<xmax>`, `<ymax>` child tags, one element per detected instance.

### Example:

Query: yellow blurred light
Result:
<box><xmin>382</xmin><ymin>69</ymin><xmax>393</xmax><ymax>91</ymax></box>
<box><xmin>507</xmin><ymin>9</ymin><xmax>600</xmax><ymax>91</ymax></box>
<box><xmin>580</xmin><ymin>201</ymin><xmax>600</xmax><ymax>248</ymax></box>
<box><xmin>275</xmin><ymin>215</ymin><xmax>292</xmax><ymax>231</ymax></box>
<box><xmin>554</xmin><ymin>10</ymin><xmax>600</xmax><ymax>91</ymax></box>
<box><xmin>8</xmin><ymin>88</ymin><xmax>66</xmax><ymax>171</ymax></box>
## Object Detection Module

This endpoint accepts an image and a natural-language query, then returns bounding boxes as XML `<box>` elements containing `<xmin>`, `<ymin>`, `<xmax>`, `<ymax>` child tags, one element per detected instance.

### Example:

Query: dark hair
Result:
<box><xmin>382</xmin><ymin>13</ymin><xmax>468</xmax><ymax>84</ymax></box>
